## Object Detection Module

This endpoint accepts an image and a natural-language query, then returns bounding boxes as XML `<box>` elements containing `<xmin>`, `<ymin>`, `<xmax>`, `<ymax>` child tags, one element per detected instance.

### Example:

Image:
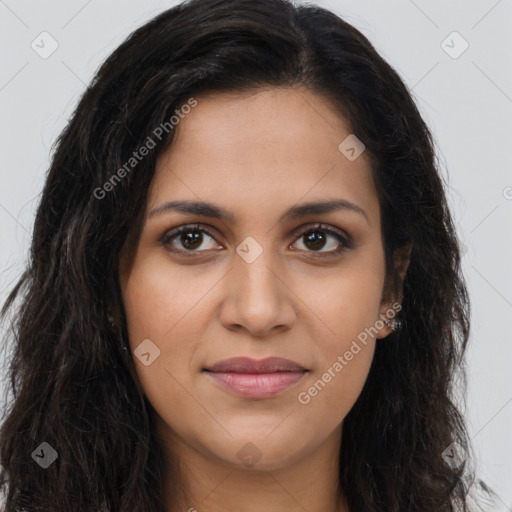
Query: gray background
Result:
<box><xmin>0</xmin><ymin>0</ymin><xmax>511</xmax><ymax>506</ymax></box>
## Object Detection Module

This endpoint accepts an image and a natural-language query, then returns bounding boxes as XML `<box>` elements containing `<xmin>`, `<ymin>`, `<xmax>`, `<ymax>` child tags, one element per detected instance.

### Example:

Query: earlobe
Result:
<box><xmin>376</xmin><ymin>306</ymin><xmax>402</xmax><ymax>339</ymax></box>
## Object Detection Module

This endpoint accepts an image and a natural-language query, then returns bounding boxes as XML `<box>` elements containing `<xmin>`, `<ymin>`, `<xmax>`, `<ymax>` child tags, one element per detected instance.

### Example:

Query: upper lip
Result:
<box><xmin>204</xmin><ymin>357</ymin><xmax>307</xmax><ymax>374</ymax></box>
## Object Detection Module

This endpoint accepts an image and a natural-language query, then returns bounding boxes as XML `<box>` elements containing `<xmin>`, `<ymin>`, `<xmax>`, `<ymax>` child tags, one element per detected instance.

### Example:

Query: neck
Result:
<box><xmin>159</xmin><ymin>425</ymin><xmax>348</xmax><ymax>512</ymax></box>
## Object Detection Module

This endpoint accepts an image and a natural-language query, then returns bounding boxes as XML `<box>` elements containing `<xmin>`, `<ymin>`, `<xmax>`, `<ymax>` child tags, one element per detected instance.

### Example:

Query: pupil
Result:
<box><xmin>305</xmin><ymin>231</ymin><xmax>326</xmax><ymax>251</ymax></box>
<box><xmin>182</xmin><ymin>230</ymin><xmax>202</xmax><ymax>250</ymax></box>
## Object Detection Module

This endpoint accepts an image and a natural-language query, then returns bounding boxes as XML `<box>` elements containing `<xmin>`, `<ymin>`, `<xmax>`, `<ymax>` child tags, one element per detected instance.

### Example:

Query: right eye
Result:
<box><xmin>161</xmin><ymin>224</ymin><xmax>224</xmax><ymax>255</ymax></box>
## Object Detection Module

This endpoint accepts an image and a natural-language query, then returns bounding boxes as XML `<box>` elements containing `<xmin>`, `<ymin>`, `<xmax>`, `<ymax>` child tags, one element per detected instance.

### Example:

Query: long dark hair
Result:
<box><xmin>0</xmin><ymin>0</ymin><xmax>477</xmax><ymax>510</ymax></box>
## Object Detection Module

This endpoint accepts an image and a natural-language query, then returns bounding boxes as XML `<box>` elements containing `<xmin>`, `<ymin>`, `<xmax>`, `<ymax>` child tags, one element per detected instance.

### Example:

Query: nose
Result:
<box><xmin>218</xmin><ymin>247</ymin><xmax>297</xmax><ymax>338</ymax></box>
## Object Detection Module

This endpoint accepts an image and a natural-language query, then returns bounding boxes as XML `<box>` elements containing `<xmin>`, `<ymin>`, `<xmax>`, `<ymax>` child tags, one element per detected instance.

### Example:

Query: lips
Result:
<box><xmin>204</xmin><ymin>356</ymin><xmax>307</xmax><ymax>374</ymax></box>
<box><xmin>203</xmin><ymin>357</ymin><xmax>308</xmax><ymax>399</ymax></box>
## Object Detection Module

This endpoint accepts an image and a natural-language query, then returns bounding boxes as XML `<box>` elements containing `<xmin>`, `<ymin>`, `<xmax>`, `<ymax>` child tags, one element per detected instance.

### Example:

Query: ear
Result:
<box><xmin>376</xmin><ymin>243</ymin><xmax>412</xmax><ymax>339</ymax></box>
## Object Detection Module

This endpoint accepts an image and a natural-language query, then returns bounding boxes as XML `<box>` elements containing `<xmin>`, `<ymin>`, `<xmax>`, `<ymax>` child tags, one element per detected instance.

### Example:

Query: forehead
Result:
<box><xmin>149</xmin><ymin>87</ymin><xmax>380</xmax><ymax>228</ymax></box>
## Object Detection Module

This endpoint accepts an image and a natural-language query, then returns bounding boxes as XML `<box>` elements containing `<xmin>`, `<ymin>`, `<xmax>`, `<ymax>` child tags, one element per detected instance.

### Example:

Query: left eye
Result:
<box><xmin>161</xmin><ymin>223</ymin><xmax>351</xmax><ymax>256</ymax></box>
<box><xmin>291</xmin><ymin>225</ymin><xmax>350</xmax><ymax>254</ymax></box>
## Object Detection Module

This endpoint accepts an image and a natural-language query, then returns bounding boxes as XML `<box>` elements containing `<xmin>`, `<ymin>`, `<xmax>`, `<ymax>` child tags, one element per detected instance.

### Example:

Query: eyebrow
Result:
<box><xmin>148</xmin><ymin>198</ymin><xmax>369</xmax><ymax>225</ymax></box>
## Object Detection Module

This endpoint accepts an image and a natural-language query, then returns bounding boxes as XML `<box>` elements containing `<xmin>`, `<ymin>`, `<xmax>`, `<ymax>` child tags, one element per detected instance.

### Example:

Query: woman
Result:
<box><xmin>0</xmin><ymin>0</ymin><xmax>503</xmax><ymax>510</ymax></box>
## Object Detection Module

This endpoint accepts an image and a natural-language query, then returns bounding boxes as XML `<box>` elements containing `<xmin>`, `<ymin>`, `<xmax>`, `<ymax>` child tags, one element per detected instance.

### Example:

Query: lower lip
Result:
<box><xmin>205</xmin><ymin>371</ymin><xmax>307</xmax><ymax>398</ymax></box>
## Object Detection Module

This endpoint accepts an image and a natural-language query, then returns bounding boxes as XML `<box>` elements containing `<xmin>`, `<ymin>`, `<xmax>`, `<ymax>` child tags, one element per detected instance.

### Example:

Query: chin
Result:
<box><xmin>206</xmin><ymin>432</ymin><xmax>312</xmax><ymax>472</ymax></box>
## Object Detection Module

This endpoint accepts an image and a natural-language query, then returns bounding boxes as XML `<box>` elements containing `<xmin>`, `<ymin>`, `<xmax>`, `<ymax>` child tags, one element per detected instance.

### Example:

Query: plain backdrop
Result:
<box><xmin>0</xmin><ymin>0</ymin><xmax>511</xmax><ymax>506</ymax></box>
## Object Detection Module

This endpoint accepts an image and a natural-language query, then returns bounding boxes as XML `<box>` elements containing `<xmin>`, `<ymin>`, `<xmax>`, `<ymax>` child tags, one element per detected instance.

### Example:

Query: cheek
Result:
<box><xmin>294</xmin><ymin>327</ymin><xmax>376</xmax><ymax>442</ymax></box>
<box><xmin>291</xmin><ymin>232</ymin><xmax>385</xmax><ymax>314</ymax></box>
<box><xmin>292</xmin><ymin>256</ymin><xmax>383</xmax><ymax>418</ymax></box>
<box><xmin>295</xmin><ymin>253</ymin><xmax>385</xmax><ymax>344</ymax></box>
<box><xmin>120</xmin><ymin>255</ymin><xmax>210</xmax><ymax>402</ymax></box>
<box><xmin>311</xmin><ymin>340</ymin><xmax>375</xmax><ymax>406</ymax></box>
<box><xmin>121</xmin><ymin>252</ymin><xmax>218</xmax><ymax>343</ymax></box>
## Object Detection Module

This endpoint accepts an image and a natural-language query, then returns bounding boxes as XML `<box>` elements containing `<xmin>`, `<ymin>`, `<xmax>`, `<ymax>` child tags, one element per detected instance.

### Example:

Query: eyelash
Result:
<box><xmin>160</xmin><ymin>223</ymin><xmax>353</xmax><ymax>258</ymax></box>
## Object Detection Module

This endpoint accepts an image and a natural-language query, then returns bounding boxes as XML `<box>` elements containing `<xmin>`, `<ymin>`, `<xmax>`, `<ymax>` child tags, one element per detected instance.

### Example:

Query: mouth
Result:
<box><xmin>203</xmin><ymin>357</ymin><xmax>309</xmax><ymax>399</ymax></box>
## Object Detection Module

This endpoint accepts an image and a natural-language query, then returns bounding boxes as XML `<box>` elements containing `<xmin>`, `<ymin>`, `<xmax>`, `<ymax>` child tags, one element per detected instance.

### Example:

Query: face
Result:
<box><xmin>119</xmin><ymin>86</ymin><xmax>404</xmax><ymax>473</ymax></box>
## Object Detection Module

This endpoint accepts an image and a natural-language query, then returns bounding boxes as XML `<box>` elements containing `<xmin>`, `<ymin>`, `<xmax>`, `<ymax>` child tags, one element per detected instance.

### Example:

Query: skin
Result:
<box><xmin>119</xmin><ymin>86</ymin><xmax>410</xmax><ymax>512</ymax></box>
